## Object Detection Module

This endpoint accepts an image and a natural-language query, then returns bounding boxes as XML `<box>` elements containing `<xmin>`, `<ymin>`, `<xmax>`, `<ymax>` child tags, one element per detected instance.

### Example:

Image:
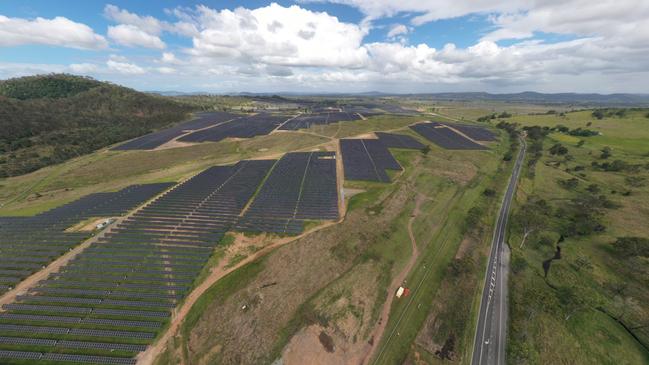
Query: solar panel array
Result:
<box><xmin>279</xmin><ymin>112</ymin><xmax>361</xmax><ymax>130</ymax></box>
<box><xmin>410</xmin><ymin>122</ymin><xmax>488</xmax><ymax>150</ymax></box>
<box><xmin>441</xmin><ymin>123</ymin><xmax>497</xmax><ymax>141</ymax></box>
<box><xmin>235</xmin><ymin>152</ymin><xmax>338</xmax><ymax>234</ymax></box>
<box><xmin>178</xmin><ymin>113</ymin><xmax>289</xmax><ymax>143</ymax></box>
<box><xmin>236</xmin><ymin>152</ymin><xmax>339</xmax><ymax>234</ymax></box>
<box><xmin>0</xmin><ymin>161</ymin><xmax>275</xmax><ymax>364</ymax></box>
<box><xmin>340</xmin><ymin>139</ymin><xmax>402</xmax><ymax>182</ymax></box>
<box><xmin>0</xmin><ymin>183</ymin><xmax>173</xmax><ymax>296</ymax></box>
<box><xmin>112</xmin><ymin>112</ymin><xmax>240</xmax><ymax>150</ymax></box>
<box><xmin>375</xmin><ymin>132</ymin><xmax>426</xmax><ymax>149</ymax></box>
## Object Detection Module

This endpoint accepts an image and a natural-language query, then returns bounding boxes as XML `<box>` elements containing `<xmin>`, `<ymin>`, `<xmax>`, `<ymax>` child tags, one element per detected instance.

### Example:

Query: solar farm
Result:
<box><xmin>0</xmin><ymin>150</ymin><xmax>345</xmax><ymax>364</ymax></box>
<box><xmin>0</xmin><ymin>183</ymin><xmax>173</xmax><ymax>296</ymax></box>
<box><xmin>0</xmin><ymin>90</ymin><xmax>503</xmax><ymax>365</ymax></box>
<box><xmin>278</xmin><ymin>112</ymin><xmax>361</xmax><ymax>130</ymax></box>
<box><xmin>178</xmin><ymin>113</ymin><xmax>289</xmax><ymax>143</ymax></box>
<box><xmin>410</xmin><ymin>122</ymin><xmax>489</xmax><ymax>150</ymax></box>
<box><xmin>112</xmin><ymin>112</ymin><xmax>239</xmax><ymax>150</ymax></box>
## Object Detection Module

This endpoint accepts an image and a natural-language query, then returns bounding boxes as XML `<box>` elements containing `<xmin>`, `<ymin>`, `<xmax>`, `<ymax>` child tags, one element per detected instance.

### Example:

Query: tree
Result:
<box><xmin>555</xmin><ymin>124</ymin><xmax>570</xmax><ymax>133</ymax></box>
<box><xmin>498</xmin><ymin>111</ymin><xmax>512</xmax><ymax>118</ymax></box>
<box><xmin>592</xmin><ymin>109</ymin><xmax>605</xmax><ymax>119</ymax></box>
<box><xmin>600</xmin><ymin>146</ymin><xmax>612</xmax><ymax>159</ymax></box>
<box><xmin>549</xmin><ymin>143</ymin><xmax>568</xmax><ymax>155</ymax></box>
<box><xmin>586</xmin><ymin>184</ymin><xmax>600</xmax><ymax>193</ymax></box>
<box><xmin>613</xmin><ymin>237</ymin><xmax>649</xmax><ymax>257</ymax></box>
<box><xmin>558</xmin><ymin>178</ymin><xmax>579</xmax><ymax>190</ymax></box>
<box><xmin>513</xmin><ymin>198</ymin><xmax>550</xmax><ymax>248</ymax></box>
<box><xmin>557</xmin><ymin>285</ymin><xmax>592</xmax><ymax>321</ymax></box>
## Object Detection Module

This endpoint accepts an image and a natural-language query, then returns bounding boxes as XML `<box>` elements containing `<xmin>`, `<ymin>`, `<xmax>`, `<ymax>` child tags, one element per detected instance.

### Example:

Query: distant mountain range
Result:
<box><xmin>149</xmin><ymin>90</ymin><xmax>649</xmax><ymax>105</ymax></box>
<box><xmin>411</xmin><ymin>92</ymin><xmax>649</xmax><ymax>105</ymax></box>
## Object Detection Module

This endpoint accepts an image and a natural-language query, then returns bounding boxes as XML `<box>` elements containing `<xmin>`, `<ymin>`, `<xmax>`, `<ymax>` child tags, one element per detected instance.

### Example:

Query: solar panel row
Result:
<box><xmin>440</xmin><ymin>122</ymin><xmax>497</xmax><ymax>141</ymax></box>
<box><xmin>179</xmin><ymin>113</ymin><xmax>288</xmax><ymax>143</ymax></box>
<box><xmin>236</xmin><ymin>152</ymin><xmax>339</xmax><ymax>234</ymax></box>
<box><xmin>112</xmin><ymin>112</ymin><xmax>239</xmax><ymax>150</ymax></box>
<box><xmin>410</xmin><ymin>123</ymin><xmax>488</xmax><ymax>150</ymax></box>
<box><xmin>1</xmin><ymin>153</ymin><xmax>341</xmax><ymax>362</ymax></box>
<box><xmin>340</xmin><ymin>139</ymin><xmax>402</xmax><ymax>182</ymax></box>
<box><xmin>279</xmin><ymin>112</ymin><xmax>361</xmax><ymax>130</ymax></box>
<box><xmin>0</xmin><ymin>160</ymin><xmax>277</xmax><ymax>363</ymax></box>
<box><xmin>375</xmin><ymin>132</ymin><xmax>426</xmax><ymax>149</ymax></box>
<box><xmin>0</xmin><ymin>183</ymin><xmax>173</xmax><ymax>296</ymax></box>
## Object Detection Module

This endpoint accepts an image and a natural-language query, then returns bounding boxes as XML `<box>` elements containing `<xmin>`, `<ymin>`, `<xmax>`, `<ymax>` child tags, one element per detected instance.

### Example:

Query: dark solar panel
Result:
<box><xmin>279</xmin><ymin>112</ymin><xmax>361</xmax><ymax>130</ymax></box>
<box><xmin>340</xmin><ymin>139</ymin><xmax>401</xmax><ymax>182</ymax></box>
<box><xmin>441</xmin><ymin>123</ymin><xmax>497</xmax><ymax>141</ymax></box>
<box><xmin>112</xmin><ymin>112</ymin><xmax>240</xmax><ymax>150</ymax></box>
<box><xmin>375</xmin><ymin>132</ymin><xmax>426</xmax><ymax>149</ymax></box>
<box><xmin>237</xmin><ymin>152</ymin><xmax>339</xmax><ymax>234</ymax></box>
<box><xmin>410</xmin><ymin>123</ymin><xmax>488</xmax><ymax>150</ymax></box>
<box><xmin>179</xmin><ymin>113</ymin><xmax>288</xmax><ymax>143</ymax></box>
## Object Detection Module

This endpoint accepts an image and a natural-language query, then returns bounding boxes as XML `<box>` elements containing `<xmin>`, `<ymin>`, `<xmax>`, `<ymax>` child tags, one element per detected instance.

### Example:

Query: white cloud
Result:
<box><xmin>105</xmin><ymin>4</ymin><xmax>198</xmax><ymax>37</ymax></box>
<box><xmin>69</xmin><ymin>63</ymin><xmax>98</xmax><ymax>74</ymax></box>
<box><xmin>387</xmin><ymin>24</ymin><xmax>408</xmax><ymax>38</ymax></box>
<box><xmin>104</xmin><ymin>4</ymin><xmax>164</xmax><ymax>35</ymax></box>
<box><xmin>180</xmin><ymin>3</ymin><xmax>369</xmax><ymax>68</ymax></box>
<box><xmin>156</xmin><ymin>66</ymin><xmax>176</xmax><ymax>74</ymax></box>
<box><xmin>108</xmin><ymin>24</ymin><xmax>166</xmax><ymax>49</ymax></box>
<box><xmin>107</xmin><ymin>58</ymin><xmax>146</xmax><ymax>75</ymax></box>
<box><xmin>161</xmin><ymin>52</ymin><xmax>181</xmax><ymax>64</ymax></box>
<box><xmin>0</xmin><ymin>15</ymin><xmax>107</xmax><ymax>49</ymax></box>
<box><xmin>5</xmin><ymin>2</ymin><xmax>647</xmax><ymax>93</ymax></box>
<box><xmin>301</xmin><ymin>0</ymin><xmax>527</xmax><ymax>24</ymax></box>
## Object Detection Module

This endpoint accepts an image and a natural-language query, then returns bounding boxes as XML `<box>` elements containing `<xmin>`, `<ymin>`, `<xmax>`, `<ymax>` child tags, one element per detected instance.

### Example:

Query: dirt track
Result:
<box><xmin>360</xmin><ymin>192</ymin><xmax>426</xmax><ymax>365</ymax></box>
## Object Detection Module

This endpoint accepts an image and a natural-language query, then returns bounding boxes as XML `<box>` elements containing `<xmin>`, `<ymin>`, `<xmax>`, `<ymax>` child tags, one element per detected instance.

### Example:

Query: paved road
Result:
<box><xmin>471</xmin><ymin>136</ymin><xmax>526</xmax><ymax>365</ymax></box>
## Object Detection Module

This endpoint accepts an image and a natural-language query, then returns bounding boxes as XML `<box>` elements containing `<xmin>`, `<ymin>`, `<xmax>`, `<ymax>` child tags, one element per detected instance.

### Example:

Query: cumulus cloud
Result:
<box><xmin>156</xmin><ymin>66</ymin><xmax>176</xmax><ymax>74</ymax></box>
<box><xmin>69</xmin><ymin>63</ymin><xmax>98</xmax><ymax>74</ymax></box>
<box><xmin>0</xmin><ymin>15</ymin><xmax>107</xmax><ymax>49</ymax></box>
<box><xmin>108</xmin><ymin>24</ymin><xmax>166</xmax><ymax>49</ymax></box>
<box><xmin>107</xmin><ymin>57</ymin><xmax>146</xmax><ymax>75</ymax></box>
<box><xmin>179</xmin><ymin>3</ymin><xmax>369</xmax><ymax>68</ymax></box>
<box><xmin>104</xmin><ymin>4</ymin><xmax>165</xmax><ymax>35</ymax></box>
<box><xmin>387</xmin><ymin>24</ymin><xmax>408</xmax><ymax>38</ymax></box>
<box><xmin>301</xmin><ymin>0</ymin><xmax>526</xmax><ymax>24</ymax></box>
<box><xmin>160</xmin><ymin>52</ymin><xmax>181</xmax><ymax>64</ymax></box>
<box><xmin>6</xmin><ymin>1</ymin><xmax>643</xmax><ymax>92</ymax></box>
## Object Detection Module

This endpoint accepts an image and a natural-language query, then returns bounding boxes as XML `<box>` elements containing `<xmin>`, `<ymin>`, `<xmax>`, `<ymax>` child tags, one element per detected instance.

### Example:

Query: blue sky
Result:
<box><xmin>0</xmin><ymin>1</ymin><xmax>647</xmax><ymax>93</ymax></box>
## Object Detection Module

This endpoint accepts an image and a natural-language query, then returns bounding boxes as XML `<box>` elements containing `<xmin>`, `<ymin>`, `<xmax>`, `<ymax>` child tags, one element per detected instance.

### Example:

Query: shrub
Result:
<box><xmin>549</xmin><ymin>143</ymin><xmax>568</xmax><ymax>155</ymax></box>
<box><xmin>613</xmin><ymin>237</ymin><xmax>649</xmax><ymax>257</ymax></box>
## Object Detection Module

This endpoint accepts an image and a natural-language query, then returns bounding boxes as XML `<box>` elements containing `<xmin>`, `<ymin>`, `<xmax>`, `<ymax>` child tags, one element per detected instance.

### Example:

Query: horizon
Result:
<box><xmin>1</xmin><ymin>1</ymin><xmax>648</xmax><ymax>93</ymax></box>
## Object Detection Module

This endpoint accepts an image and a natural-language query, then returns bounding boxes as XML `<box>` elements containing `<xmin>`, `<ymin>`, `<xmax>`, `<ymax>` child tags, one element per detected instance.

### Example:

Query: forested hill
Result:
<box><xmin>0</xmin><ymin>74</ymin><xmax>193</xmax><ymax>177</ymax></box>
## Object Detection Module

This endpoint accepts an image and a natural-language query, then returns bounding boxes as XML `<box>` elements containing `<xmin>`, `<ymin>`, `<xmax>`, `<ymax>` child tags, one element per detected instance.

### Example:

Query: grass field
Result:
<box><xmin>506</xmin><ymin>108</ymin><xmax>649</xmax><ymax>364</ymax></box>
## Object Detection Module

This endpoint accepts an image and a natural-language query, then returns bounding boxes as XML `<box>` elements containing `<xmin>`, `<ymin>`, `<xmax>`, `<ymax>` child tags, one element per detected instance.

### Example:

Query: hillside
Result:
<box><xmin>0</xmin><ymin>74</ymin><xmax>193</xmax><ymax>177</ymax></box>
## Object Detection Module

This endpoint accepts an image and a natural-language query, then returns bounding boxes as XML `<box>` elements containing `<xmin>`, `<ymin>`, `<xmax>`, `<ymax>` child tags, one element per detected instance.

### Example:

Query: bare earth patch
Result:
<box><xmin>282</xmin><ymin>325</ymin><xmax>367</xmax><ymax>365</ymax></box>
<box><xmin>65</xmin><ymin>217</ymin><xmax>114</xmax><ymax>232</ymax></box>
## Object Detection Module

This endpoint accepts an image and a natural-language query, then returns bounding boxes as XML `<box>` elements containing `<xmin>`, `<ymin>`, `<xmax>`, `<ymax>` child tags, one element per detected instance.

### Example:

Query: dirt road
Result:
<box><xmin>361</xmin><ymin>192</ymin><xmax>426</xmax><ymax>365</ymax></box>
